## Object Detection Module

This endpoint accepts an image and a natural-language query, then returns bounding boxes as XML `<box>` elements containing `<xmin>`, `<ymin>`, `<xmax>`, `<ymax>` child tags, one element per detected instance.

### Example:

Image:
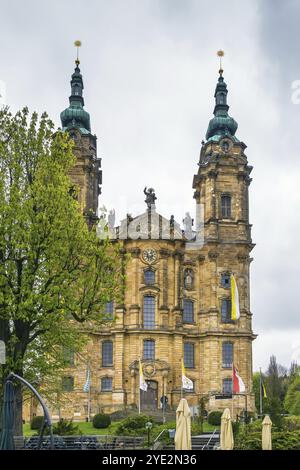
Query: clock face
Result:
<box><xmin>142</xmin><ymin>248</ymin><xmax>157</xmax><ymax>264</ymax></box>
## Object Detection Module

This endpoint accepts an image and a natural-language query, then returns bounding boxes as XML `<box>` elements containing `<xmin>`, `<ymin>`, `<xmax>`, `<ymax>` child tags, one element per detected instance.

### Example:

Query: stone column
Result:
<box><xmin>128</xmin><ymin>248</ymin><xmax>141</xmax><ymax>327</ymax></box>
<box><xmin>159</xmin><ymin>249</ymin><xmax>169</xmax><ymax>308</ymax></box>
<box><xmin>112</xmin><ymin>333</ymin><xmax>125</xmax><ymax>408</ymax></box>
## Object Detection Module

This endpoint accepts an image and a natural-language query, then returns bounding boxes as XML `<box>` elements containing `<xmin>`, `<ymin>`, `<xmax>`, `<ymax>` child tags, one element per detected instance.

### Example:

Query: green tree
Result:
<box><xmin>264</xmin><ymin>356</ymin><xmax>286</xmax><ymax>428</ymax></box>
<box><xmin>284</xmin><ymin>375</ymin><xmax>300</xmax><ymax>415</ymax></box>
<box><xmin>0</xmin><ymin>107</ymin><xmax>123</xmax><ymax>434</ymax></box>
<box><xmin>252</xmin><ymin>372</ymin><xmax>260</xmax><ymax>412</ymax></box>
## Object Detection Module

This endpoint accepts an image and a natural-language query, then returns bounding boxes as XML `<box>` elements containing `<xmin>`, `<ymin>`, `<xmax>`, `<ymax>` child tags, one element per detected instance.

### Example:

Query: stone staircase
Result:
<box><xmin>161</xmin><ymin>431</ymin><xmax>220</xmax><ymax>450</ymax></box>
<box><xmin>191</xmin><ymin>431</ymin><xmax>220</xmax><ymax>450</ymax></box>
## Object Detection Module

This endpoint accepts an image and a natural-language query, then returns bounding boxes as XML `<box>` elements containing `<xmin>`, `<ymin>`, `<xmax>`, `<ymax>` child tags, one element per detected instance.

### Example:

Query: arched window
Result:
<box><xmin>144</xmin><ymin>269</ymin><xmax>155</xmax><ymax>286</ymax></box>
<box><xmin>183</xmin><ymin>299</ymin><xmax>194</xmax><ymax>323</ymax></box>
<box><xmin>222</xmin><ymin>342</ymin><xmax>233</xmax><ymax>368</ymax></box>
<box><xmin>221</xmin><ymin>299</ymin><xmax>232</xmax><ymax>323</ymax></box>
<box><xmin>143</xmin><ymin>339</ymin><xmax>155</xmax><ymax>360</ymax></box>
<box><xmin>143</xmin><ymin>296</ymin><xmax>155</xmax><ymax>329</ymax></box>
<box><xmin>102</xmin><ymin>341</ymin><xmax>113</xmax><ymax>367</ymax></box>
<box><xmin>184</xmin><ymin>343</ymin><xmax>195</xmax><ymax>368</ymax></box>
<box><xmin>222</xmin><ymin>378</ymin><xmax>233</xmax><ymax>395</ymax></box>
<box><xmin>221</xmin><ymin>273</ymin><xmax>231</xmax><ymax>288</ymax></box>
<box><xmin>218</xmin><ymin>93</ymin><xmax>225</xmax><ymax>104</ymax></box>
<box><xmin>72</xmin><ymin>84</ymin><xmax>80</xmax><ymax>96</ymax></box>
<box><xmin>221</xmin><ymin>194</ymin><xmax>231</xmax><ymax>219</ymax></box>
<box><xmin>101</xmin><ymin>377</ymin><xmax>113</xmax><ymax>392</ymax></box>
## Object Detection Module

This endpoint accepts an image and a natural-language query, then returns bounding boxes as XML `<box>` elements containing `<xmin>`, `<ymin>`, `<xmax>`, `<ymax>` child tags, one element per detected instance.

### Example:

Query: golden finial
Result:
<box><xmin>74</xmin><ymin>40</ymin><xmax>82</xmax><ymax>66</ymax></box>
<box><xmin>217</xmin><ymin>50</ymin><xmax>224</xmax><ymax>75</ymax></box>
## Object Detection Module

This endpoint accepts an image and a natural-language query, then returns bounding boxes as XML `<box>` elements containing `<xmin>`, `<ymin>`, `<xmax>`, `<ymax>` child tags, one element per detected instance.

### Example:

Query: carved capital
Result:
<box><xmin>208</xmin><ymin>251</ymin><xmax>219</xmax><ymax>261</ymax></box>
<box><xmin>128</xmin><ymin>248</ymin><xmax>141</xmax><ymax>258</ymax></box>
<box><xmin>237</xmin><ymin>253</ymin><xmax>249</xmax><ymax>262</ymax></box>
<box><xmin>173</xmin><ymin>250</ymin><xmax>184</xmax><ymax>260</ymax></box>
<box><xmin>159</xmin><ymin>248</ymin><xmax>170</xmax><ymax>259</ymax></box>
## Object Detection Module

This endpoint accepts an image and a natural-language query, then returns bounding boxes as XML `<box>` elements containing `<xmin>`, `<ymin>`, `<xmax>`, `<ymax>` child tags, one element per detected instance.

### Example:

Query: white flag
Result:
<box><xmin>139</xmin><ymin>359</ymin><xmax>147</xmax><ymax>391</ymax></box>
<box><xmin>182</xmin><ymin>359</ymin><xmax>193</xmax><ymax>390</ymax></box>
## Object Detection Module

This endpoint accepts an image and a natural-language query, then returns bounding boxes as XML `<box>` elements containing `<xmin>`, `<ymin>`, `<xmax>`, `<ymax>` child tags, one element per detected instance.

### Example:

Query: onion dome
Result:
<box><xmin>60</xmin><ymin>59</ymin><xmax>91</xmax><ymax>134</ymax></box>
<box><xmin>206</xmin><ymin>69</ymin><xmax>239</xmax><ymax>142</ymax></box>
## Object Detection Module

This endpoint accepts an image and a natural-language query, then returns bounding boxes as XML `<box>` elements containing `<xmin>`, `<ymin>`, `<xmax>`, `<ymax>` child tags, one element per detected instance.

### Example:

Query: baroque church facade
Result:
<box><xmin>32</xmin><ymin>56</ymin><xmax>256</xmax><ymax>421</ymax></box>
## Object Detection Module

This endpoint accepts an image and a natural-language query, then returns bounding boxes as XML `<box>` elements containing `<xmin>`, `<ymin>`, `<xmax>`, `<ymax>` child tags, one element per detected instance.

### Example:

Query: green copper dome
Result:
<box><xmin>206</xmin><ymin>71</ymin><xmax>239</xmax><ymax>142</ymax></box>
<box><xmin>60</xmin><ymin>62</ymin><xmax>91</xmax><ymax>134</ymax></box>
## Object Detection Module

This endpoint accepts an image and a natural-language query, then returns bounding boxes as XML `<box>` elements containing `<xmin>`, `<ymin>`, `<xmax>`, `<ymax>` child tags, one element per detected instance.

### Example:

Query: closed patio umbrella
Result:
<box><xmin>262</xmin><ymin>415</ymin><xmax>272</xmax><ymax>450</ymax></box>
<box><xmin>174</xmin><ymin>398</ymin><xmax>191</xmax><ymax>450</ymax></box>
<box><xmin>0</xmin><ymin>380</ymin><xmax>15</xmax><ymax>450</ymax></box>
<box><xmin>220</xmin><ymin>408</ymin><xmax>234</xmax><ymax>450</ymax></box>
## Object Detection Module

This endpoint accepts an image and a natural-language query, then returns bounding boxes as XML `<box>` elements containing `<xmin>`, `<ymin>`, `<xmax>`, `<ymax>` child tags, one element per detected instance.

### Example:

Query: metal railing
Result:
<box><xmin>201</xmin><ymin>428</ymin><xmax>219</xmax><ymax>450</ymax></box>
<box><xmin>15</xmin><ymin>435</ymin><xmax>146</xmax><ymax>451</ymax></box>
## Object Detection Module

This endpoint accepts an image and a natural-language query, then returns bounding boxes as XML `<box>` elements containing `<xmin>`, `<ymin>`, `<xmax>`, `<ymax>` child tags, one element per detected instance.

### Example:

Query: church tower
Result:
<box><xmin>192</xmin><ymin>61</ymin><xmax>256</xmax><ymax>413</ymax></box>
<box><xmin>60</xmin><ymin>50</ymin><xmax>102</xmax><ymax>224</ymax></box>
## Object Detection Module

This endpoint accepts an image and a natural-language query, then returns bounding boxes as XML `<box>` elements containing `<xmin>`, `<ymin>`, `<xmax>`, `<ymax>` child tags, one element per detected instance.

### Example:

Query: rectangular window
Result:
<box><xmin>222</xmin><ymin>342</ymin><xmax>233</xmax><ymax>368</ymax></box>
<box><xmin>101</xmin><ymin>377</ymin><xmax>113</xmax><ymax>392</ymax></box>
<box><xmin>222</xmin><ymin>378</ymin><xmax>233</xmax><ymax>394</ymax></box>
<box><xmin>183</xmin><ymin>299</ymin><xmax>194</xmax><ymax>323</ymax></box>
<box><xmin>221</xmin><ymin>195</ymin><xmax>231</xmax><ymax>219</ymax></box>
<box><xmin>63</xmin><ymin>348</ymin><xmax>74</xmax><ymax>367</ymax></box>
<box><xmin>105</xmin><ymin>301</ymin><xmax>114</xmax><ymax>320</ymax></box>
<box><xmin>221</xmin><ymin>299</ymin><xmax>232</xmax><ymax>323</ymax></box>
<box><xmin>102</xmin><ymin>341</ymin><xmax>113</xmax><ymax>367</ymax></box>
<box><xmin>144</xmin><ymin>270</ymin><xmax>155</xmax><ymax>286</ymax></box>
<box><xmin>184</xmin><ymin>343</ymin><xmax>195</xmax><ymax>368</ymax></box>
<box><xmin>143</xmin><ymin>296</ymin><xmax>155</xmax><ymax>329</ymax></box>
<box><xmin>143</xmin><ymin>340</ymin><xmax>155</xmax><ymax>360</ymax></box>
<box><xmin>62</xmin><ymin>376</ymin><xmax>74</xmax><ymax>392</ymax></box>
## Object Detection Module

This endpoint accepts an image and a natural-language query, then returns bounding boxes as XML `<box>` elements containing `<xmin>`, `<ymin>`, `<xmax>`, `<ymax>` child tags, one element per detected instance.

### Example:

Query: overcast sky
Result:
<box><xmin>1</xmin><ymin>0</ymin><xmax>299</xmax><ymax>372</ymax></box>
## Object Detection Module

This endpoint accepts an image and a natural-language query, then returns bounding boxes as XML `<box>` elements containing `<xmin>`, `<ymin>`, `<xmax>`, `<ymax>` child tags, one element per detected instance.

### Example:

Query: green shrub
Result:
<box><xmin>114</xmin><ymin>414</ymin><xmax>152</xmax><ymax>436</ymax></box>
<box><xmin>92</xmin><ymin>413</ymin><xmax>111</xmax><ymax>429</ymax></box>
<box><xmin>232</xmin><ymin>420</ymin><xmax>240</xmax><ymax>437</ymax></box>
<box><xmin>234</xmin><ymin>429</ymin><xmax>300</xmax><ymax>450</ymax></box>
<box><xmin>191</xmin><ymin>421</ymin><xmax>203</xmax><ymax>435</ymax></box>
<box><xmin>284</xmin><ymin>416</ymin><xmax>300</xmax><ymax>431</ymax></box>
<box><xmin>234</xmin><ymin>431</ymin><xmax>261</xmax><ymax>450</ymax></box>
<box><xmin>52</xmin><ymin>418</ymin><xmax>80</xmax><ymax>436</ymax></box>
<box><xmin>246</xmin><ymin>419</ymin><xmax>263</xmax><ymax>432</ymax></box>
<box><xmin>207</xmin><ymin>411</ymin><xmax>222</xmax><ymax>426</ymax></box>
<box><xmin>30</xmin><ymin>416</ymin><xmax>44</xmax><ymax>431</ymax></box>
<box><xmin>272</xmin><ymin>431</ymin><xmax>300</xmax><ymax>450</ymax></box>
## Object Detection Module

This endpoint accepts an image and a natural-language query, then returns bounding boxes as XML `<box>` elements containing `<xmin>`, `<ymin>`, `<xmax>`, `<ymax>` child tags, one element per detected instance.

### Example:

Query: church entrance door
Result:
<box><xmin>140</xmin><ymin>380</ymin><xmax>158</xmax><ymax>410</ymax></box>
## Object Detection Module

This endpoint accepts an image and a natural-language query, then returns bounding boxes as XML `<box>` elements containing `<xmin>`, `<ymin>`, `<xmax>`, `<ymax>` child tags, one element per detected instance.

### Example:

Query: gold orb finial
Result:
<box><xmin>217</xmin><ymin>50</ymin><xmax>225</xmax><ymax>75</ymax></box>
<box><xmin>74</xmin><ymin>40</ymin><xmax>82</xmax><ymax>66</ymax></box>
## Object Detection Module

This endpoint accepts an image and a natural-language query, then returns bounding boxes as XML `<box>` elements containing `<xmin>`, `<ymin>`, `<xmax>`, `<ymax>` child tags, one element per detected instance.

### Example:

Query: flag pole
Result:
<box><xmin>87</xmin><ymin>362</ymin><xmax>91</xmax><ymax>422</ymax></box>
<box><xmin>88</xmin><ymin>383</ymin><xmax>91</xmax><ymax>422</ymax></box>
<box><xmin>259</xmin><ymin>367</ymin><xmax>263</xmax><ymax>417</ymax></box>
<box><xmin>139</xmin><ymin>359</ymin><xmax>141</xmax><ymax>415</ymax></box>
<box><xmin>181</xmin><ymin>357</ymin><xmax>183</xmax><ymax>399</ymax></box>
<box><xmin>231</xmin><ymin>364</ymin><xmax>234</xmax><ymax>420</ymax></box>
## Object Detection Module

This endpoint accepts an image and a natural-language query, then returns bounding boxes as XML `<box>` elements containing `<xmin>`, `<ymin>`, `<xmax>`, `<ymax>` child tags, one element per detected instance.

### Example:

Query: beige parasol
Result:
<box><xmin>220</xmin><ymin>408</ymin><xmax>234</xmax><ymax>450</ymax></box>
<box><xmin>174</xmin><ymin>398</ymin><xmax>192</xmax><ymax>450</ymax></box>
<box><xmin>262</xmin><ymin>415</ymin><xmax>272</xmax><ymax>450</ymax></box>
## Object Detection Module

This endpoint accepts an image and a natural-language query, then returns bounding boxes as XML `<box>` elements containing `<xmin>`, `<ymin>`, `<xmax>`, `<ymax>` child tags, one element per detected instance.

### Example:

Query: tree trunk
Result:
<box><xmin>13</xmin><ymin>381</ymin><xmax>23</xmax><ymax>436</ymax></box>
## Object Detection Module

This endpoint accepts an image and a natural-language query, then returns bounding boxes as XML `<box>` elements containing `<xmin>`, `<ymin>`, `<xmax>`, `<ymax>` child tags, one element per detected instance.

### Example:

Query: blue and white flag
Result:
<box><xmin>83</xmin><ymin>366</ymin><xmax>91</xmax><ymax>392</ymax></box>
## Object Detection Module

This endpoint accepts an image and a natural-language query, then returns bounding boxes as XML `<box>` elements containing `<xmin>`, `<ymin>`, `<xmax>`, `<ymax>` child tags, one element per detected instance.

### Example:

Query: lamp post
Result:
<box><xmin>145</xmin><ymin>421</ymin><xmax>153</xmax><ymax>448</ymax></box>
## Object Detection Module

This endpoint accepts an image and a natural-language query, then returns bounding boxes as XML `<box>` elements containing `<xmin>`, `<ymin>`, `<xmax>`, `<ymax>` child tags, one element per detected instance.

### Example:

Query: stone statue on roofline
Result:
<box><xmin>144</xmin><ymin>187</ymin><xmax>157</xmax><ymax>210</ymax></box>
